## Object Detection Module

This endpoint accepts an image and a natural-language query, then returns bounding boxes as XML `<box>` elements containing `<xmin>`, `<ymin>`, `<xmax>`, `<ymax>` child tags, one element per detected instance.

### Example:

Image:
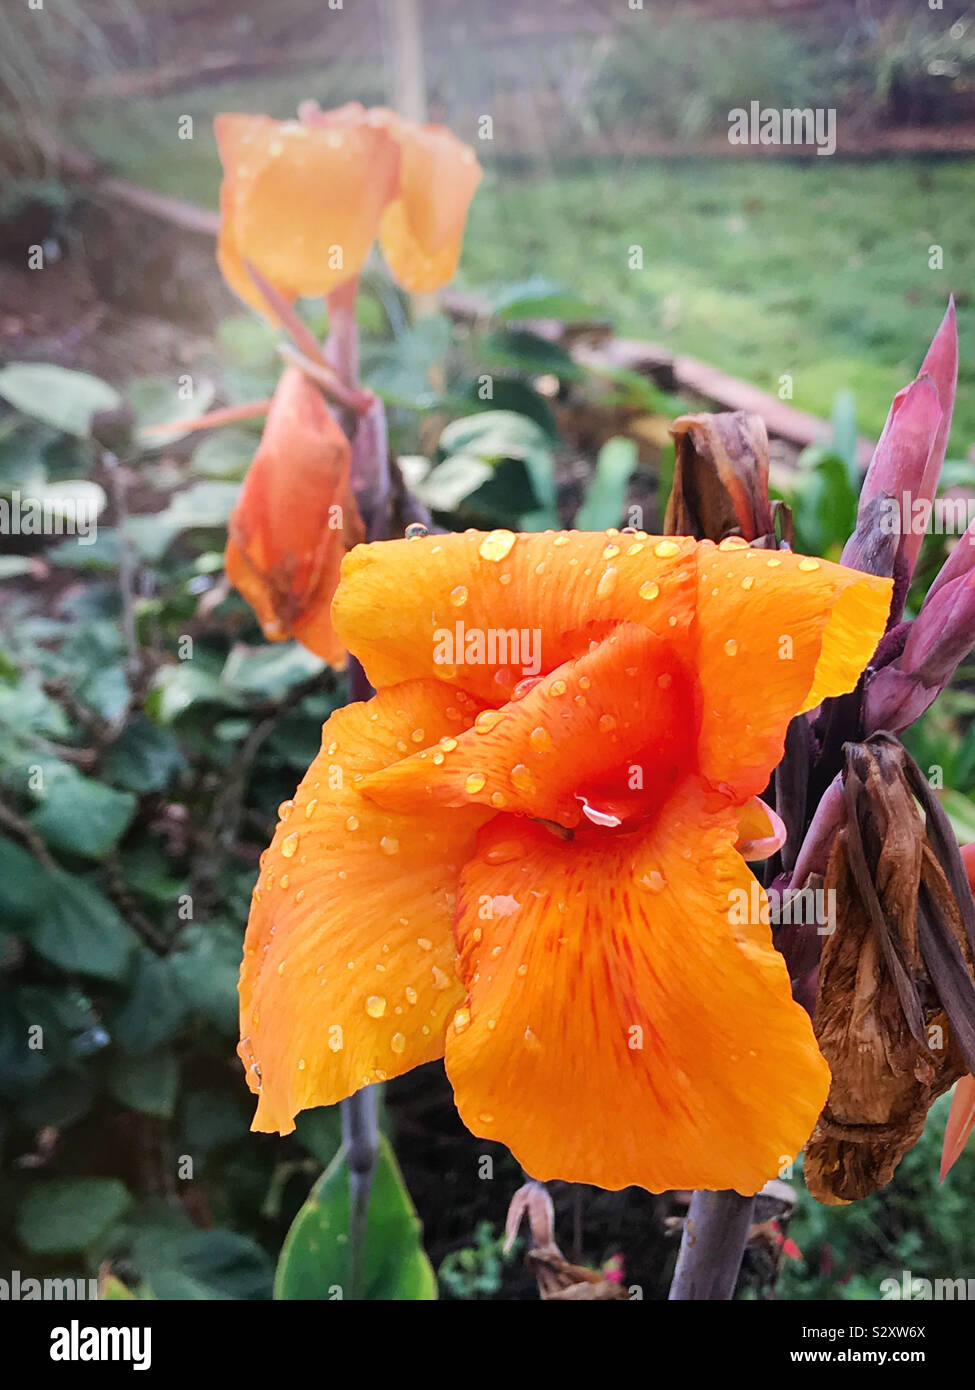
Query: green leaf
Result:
<box><xmin>101</xmin><ymin>718</ymin><xmax>187</xmax><ymax>793</ymax></box>
<box><xmin>126</xmin><ymin>482</ymin><xmax>240</xmax><ymax>561</ymax></box>
<box><xmin>412</xmin><ymin>455</ymin><xmax>494</xmax><ymax>511</ymax></box>
<box><xmin>480</xmin><ymin>328</ymin><xmax>583</xmax><ymax>381</ymax></box>
<box><xmin>939</xmin><ymin>790</ymin><xmax>975</xmax><ymax>843</ymax></box>
<box><xmin>169</xmin><ymin>923</ymin><xmax>241</xmax><ymax>1034</ymax></box>
<box><xmin>25</xmin><ymin>868</ymin><xmax>135</xmax><ymax>981</ymax></box>
<box><xmin>128</xmin><ymin>375</ymin><xmax>216</xmax><ymax>448</ymax></box>
<box><xmin>365</xmin><ymin>314</ymin><xmax>451</xmax><ymax>407</ymax></box>
<box><xmin>0</xmin><ymin>364</ymin><xmax>121</xmax><ymax>438</ymax></box>
<box><xmin>275</xmin><ymin>1134</ymin><xmax>437</xmax><ymax>1300</ymax></box>
<box><xmin>221</xmin><ymin>642</ymin><xmax>326</xmax><ymax>700</ymax></box>
<box><xmin>29</xmin><ymin>768</ymin><xmax>136</xmax><ymax>859</ymax></box>
<box><xmin>189</xmin><ymin>428</ymin><xmax>259</xmax><ymax>479</ymax></box>
<box><xmin>489</xmin><ymin>276</ymin><xmax>603</xmax><ymax>323</ymax></box>
<box><xmin>439</xmin><ymin>410</ymin><xmax>557</xmax><ymax>518</ymax></box>
<box><xmin>141</xmin><ymin>1230</ymin><xmax>273</xmax><ymax>1300</ymax></box>
<box><xmin>576</xmin><ymin>436</ymin><xmax>638</xmax><ymax>530</ymax></box>
<box><xmin>17</xmin><ymin>1177</ymin><xmax>132</xmax><ymax>1254</ymax></box>
<box><xmin>105</xmin><ymin>1050</ymin><xmax>179</xmax><ymax>1119</ymax></box>
<box><xmin>108</xmin><ymin>951</ymin><xmax>189</xmax><ymax>1053</ymax></box>
<box><xmin>148</xmin><ymin>660</ymin><xmax>245</xmax><ymax>723</ymax></box>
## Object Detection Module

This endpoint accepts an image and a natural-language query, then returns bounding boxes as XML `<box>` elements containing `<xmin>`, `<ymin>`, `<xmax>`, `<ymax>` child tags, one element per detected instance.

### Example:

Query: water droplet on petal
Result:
<box><xmin>278</xmin><ymin>800</ymin><xmax>294</xmax><ymax>821</ymax></box>
<box><xmin>639</xmin><ymin>870</ymin><xmax>667</xmax><ymax>892</ymax></box>
<box><xmin>548</xmin><ymin>679</ymin><xmax>567</xmax><ymax>697</ymax></box>
<box><xmin>767</xmin><ymin>557</ymin><xmax>782</xmax><ymax>568</ymax></box>
<box><xmin>510</xmin><ymin>763</ymin><xmax>536</xmax><ymax>794</ymax></box>
<box><xmin>741</xmin><ymin>575</ymin><xmax>754</xmax><ymax>590</ymax></box>
<box><xmin>450</xmin><ymin>585</ymin><xmax>469</xmax><ymax>607</ymax></box>
<box><xmin>346</xmin><ymin>814</ymin><xmax>359</xmax><ymax>831</ymax></box>
<box><xmin>417</xmin><ymin>937</ymin><xmax>433</xmax><ymax>951</ymax></box>
<box><xmin>597</xmin><ymin>566</ymin><xmax>618</xmax><ymax>597</ymax></box>
<box><xmin>453</xmin><ymin>1007</ymin><xmax>471</xmax><ymax>1033</ymax></box>
<box><xmin>464</xmin><ymin>772</ymin><xmax>487</xmax><ymax>794</ymax></box>
<box><xmin>365</xmin><ymin>995</ymin><xmax>387</xmax><ymax>1018</ymax></box>
<box><xmin>475</xmin><ymin>710</ymin><xmax>506</xmax><ymax>734</ymax></box>
<box><xmin>405</xmin><ymin>522</ymin><xmax>428</xmax><ymax>539</ymax></box>
<box><xmin>390</xmin><ymin>1032</ymin><xmax>406</xmax><ymax>1054</ymax></box>
<box><xmin>380</xmin><ymin>835</ymin><xmax>399</xmax><ymax>855</ymax></box>
<box><xmin>639</xmin><ymin>580</ymin><xmax>660</xmax><ymax>600</ymax></box>
<box><xmin>719</xmin><ymin>536</ymin><xmax>749</xmax><ymax>551</ymax></box>
<box><xmin>798</xmin><ymin>557</ymin><xmax>820</xmax><ymax>572</ymax></box>
<box><xmin>281</xmin><ymin>832</ymin><xmax>299</xmax><ymax>858</ymax></box>
<box><xmin>479</xmin><ymin>529</ymin><xmax>516</xmax><ymax>561</ymax></box>
<box><xmin>432</xmin><ymin>965</ymin><xmax>451</xmax><ymax>990</ymax></box>
<box><xmin>598</xmin><ymin>714</ymin><xmax>617</xmax><ymax>733</ymax></box>
<box><xmin>654</xmin><ymin>540</ymin><xmax>680</xmax><ymax>558</ymax></box>
<box><xmin>724</xmin><ymin>638</ymin><xmax>739</xmax><ymax>656</ymax></box>
<box><xmin>405</xmin><ymin>986</ymin><xmax>417</xmax><ymax>1005</ymax></box>
<box><xmin>529</xmin><ymin>725</ymin><xmax>551</xmax><ymax>752</ymax></box>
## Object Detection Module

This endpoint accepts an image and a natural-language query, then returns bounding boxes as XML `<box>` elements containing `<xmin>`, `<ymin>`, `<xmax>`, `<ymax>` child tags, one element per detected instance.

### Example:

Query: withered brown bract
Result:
<box><xmin>665</xmin><ymin>410</ymin><xmax>791</xmax><ymax>548</ymax></box>
<box><xmin>805</xmin><ymin>735</ymin><xmax>975</xmax><ymax>1204</ymax></box>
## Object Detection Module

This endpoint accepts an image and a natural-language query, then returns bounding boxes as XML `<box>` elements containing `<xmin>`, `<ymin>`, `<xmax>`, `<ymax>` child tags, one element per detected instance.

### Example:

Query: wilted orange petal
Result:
<box><xmin>380</xmin><ymin>123</ymin><xmax>481</xmax><ymax>293</ymax></box>
<box><xmin>444</xmin><ymin>778</ymin><xmax>831</xmax><ymax>1193</ymax></box>
<box><xmin>695</xmin><ymin>544</ymin><xmax>892</xmax><ymax>798</ymax></box>
<box><xmin>238</xmin><ymin>681</ymin><xmax>490</xmax><ymax>1133</ymax></box>
<box><xmin>215</xmin><ymin>114</ymin><xmax>299</xmax><ymax>315</ymax></box>
<box><xmin>216</xmin><ymin>113</ymin><xmax>399</xmax><ymax>301</ymax></box>
<box><xmin>225</xmin><ymin>367</ymin><xmax>364</xmax><ymax>666</ymax></box>
<box><xmin>362</xmin><ymin>621</ymin><xmax>693</xmax><ymax>825</ymax></box>
<box><xmin>941</xmin><ymin>1074</ymin><xmax>975</xmax><ymax>1180</ymax></box>
<box><xmin>333</xmin><ymin>530</ymin><xmax>699</xmax><ymax>702</ymax></box>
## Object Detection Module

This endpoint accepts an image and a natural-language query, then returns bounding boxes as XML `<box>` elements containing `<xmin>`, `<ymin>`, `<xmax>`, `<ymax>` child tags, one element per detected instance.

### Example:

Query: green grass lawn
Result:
<box><xmin>73</xmin><ymin>86</ymin><xmax>975</xmax><ymax>452</ymax></box>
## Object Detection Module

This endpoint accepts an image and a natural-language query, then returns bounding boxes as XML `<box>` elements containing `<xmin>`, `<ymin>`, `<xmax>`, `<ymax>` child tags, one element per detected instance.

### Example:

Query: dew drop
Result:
<box><xmin>639</xmin><ymin>580</ymin><xmax>660</xmax><ymax>600</ymax></box>
<box><xmin>718</xmin><ymin>536</ymin><xmax>749</xmax><ymax>551</ymax></box>
<box><xmin>365</xmin><ymin>995</ymin><xmax>387</xmax><ymax>1018</ymax></box>
<box><xmin>475</xmin><ymin>709</ymin><xmax>505</xmax><ymax>734</ymax></box>
<box><xmin>529</xmin><ymin>725</ymin><xmax>551</xmax><ymax>752</ymax></box>
<box><xmin>450</xmin><ymin>585</ymin><xmax>469</xmax><ymax>607</ymax></box>
<box><xmin>639</xmin><ymin>870</ymin><xmax>667</xmax><ymax>892</ymax></box>
<box><xmin>297</xmin><ymin>1057</ymin><xmax>307</xmax><ymax>1071</ymax></box>
<box><xmin>464</xmin><ymin>772</ymin><xmax>487</xmax><ymax>794</ymax></box>
<box><xmin>432</xmin><ymin>965</ymin><xmax>451</xmax><ymax>990</ymax></box>
<box><xmin>602</xmin><ymin>543</ymin><xmax>620</xmax><ymax>559</ymax></box>
<box><xmin>390</xmin><ymin>1032</ymin><xmax>406</xmax><ymax>1054</ymax></box>
<box><xmin>278</xmin><ymin>799</ymin><xmax>295</xmax><ymax>821</ymax></box>
<box><xmin>516</xmin><ymin>963</ymin><xmax>528</xmax><ymax>977</ymax></box>
<box><xmin>295</xmin><ymin>888</ymin><xmax>306</xmax><ymax>904</ymax></box>
<box><xmin>346</xmin><ymin>814</ymin><xmax>359</xmax><ymax>831</ymax></box>
<box><xmin>798</xmin><ymin>557</ymin><xmax>820</xmax><ymax>572</ymax></box>
<box><xmin>510</xmin><ymin>763</ymin><xmax>536</xmax><ymax>793</ymax></box>
<box><xmin>654</xmin><ymin>540</ymin><xmax>680</xmax><ymax>558</ymax></box>
<box><xmin>404</xmin><ymin>522</ymin><xmax>428</xmax><ymax>540</ymax></box>
<box><xmin>411</xmin><ymin>728</ymin><xmax>425</xmax><ymax>743</ymax></box>
<box><xmin>741</xmin><ymin>575</ymin><xmax>755</xmax><ymax>590</ymax></box>
<box><xmin>405</xmin><ymin>986</ymin><xmax>418</xmax><ymax>1005</ymax></box>
<box><xmin>553</xmin><ymin>534</ymin><xmax>570</xmax><ymax>547</ymax></box>
<box><xmin>380</xmin><ymin>835</ymin><xmax>399</xmax><ymax>855</ymax></box>
<box><xmin>767</xmin><ymin>557</ymin><xmax>782</xmax><ymax>568</ymax></box>
<box><xmin>598</xmin><ymin>714</ymin><xmax>617</xmax><ymax>734</ymax></box>
<box><xmin>724</xmin><ymin>638</ymin><xmax>739</xmax><ymax>656</ymax></box>
<box><xmin>281</xmin><ymin>832</ymin><xmax>299</xmax><ymax>858</ymax></box>
<box><xmin>440</xmin><ymin>736</ymin><xmax>458</xmax><ymax>752</ymax></box>
<box><xmin>453</xmin><ymin>1007</ymin><xmax>471</xmax><ymax>1033</ymax></box>
<box><xmin>478</xmin><ymin>528</ymin><xmax>516</xmax><ymax>562</ymax></box>
<box><xmin>548</xmin><ymin>679</ymin><xmax>567</xmax><ymax>697</ymax></box>
<box><xmin>417</xmin><ymin>937</ymin><xmax>433</xmax><ymax>951</ymax></box>
<box><xmin>596</xmin><ymin>566</ymin><xmax>618</xmax><ymax>597</ymax></box>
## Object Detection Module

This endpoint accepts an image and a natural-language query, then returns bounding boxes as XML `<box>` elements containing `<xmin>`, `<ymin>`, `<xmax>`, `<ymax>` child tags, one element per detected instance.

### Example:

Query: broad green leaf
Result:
<box><xmin>126</xmin><ymin>482</ymin><xmax>240</xmax><ymax>561</ymax></box>
<box><xmin>25</xmin><ymin>868</ymin><xmax>135</xmax><ymax>981</ymax></box>
<box><xmin>939</xmin><ymin>790</ymin><xmax>975</xmax><ymax>843</ymax></box>
<box><xmin>440</xmin><ymin>410</ymin><xmax>557</xmax><ymax>517</ymax></box>
<box><xmin>275</xmin><ymin>1134</ymin><xmax>437</xmax><ymax>1301</ymax></box>
<box><xmin>489</xmin><ymin>276</ymin><xmax>603</xmax><ymax>323</ymax></box>
<box><xmin>189</xmin><ymin>428</ymin><xmax>259</xmax><ymax>479</ymax></box>
<box><xmin>576</xmin><ymin>436</ymin><xmax>638</xmax><ymax>530</ymax></box>
<box><xmin>0</xmin><ymin>363</ymin><xmax>121</xmax><ymax>438</ymax></box>
<box><xmin>412</xmin><ymin>455</ymin><xmax>494</xmax><ymax>511</ymax></box>
<box><xmin>365</xmin><ymin>314</ymin><xmax>451</xmax><ymax>407</ymax></box>
<box><xmin>102</xmin><ymin>717</ymin><xmax>187</xmax><ymax>793</ymax></box>
<box><xmin>140</xmin><ymin>1230</ymin><xmax>273</xmax><ymax>1301</ymax></box>
<box><xmin>128</xmin><ymin>375</ymin><xmax>216</xmax><ymax>448</ymax></box>
<box><xmin>17</xmin><ymin>1070</ymin><xmax>95</xmax><ymax>1130</ymax></box>
<box><xmin>17</xmin><ymin>1177</ymin><xmax>132</xmax><ymax>1254</ymax></box>
<box><xmin>480</xmin><ymin>328</ymin><xmax>583</xmax><ymax>381</ymax></box>
<box><xmin>29</xmin><ymin>768</ymin><xmax>136</xmax><ymax>859</ymax></box>
<box><xmin>148</xmin><ymin>660</ymin><xmax>245</xmax><ymax>723</ymax></box>
<box><xmin>221</xmin><ymin>642</ymin><xmax>325</xmax><ymax>700</ymax></box>
<box><xmin>105</xmin><ymin>1050</ymin><xmax>179</xmax><ymax>1119</ymax></box>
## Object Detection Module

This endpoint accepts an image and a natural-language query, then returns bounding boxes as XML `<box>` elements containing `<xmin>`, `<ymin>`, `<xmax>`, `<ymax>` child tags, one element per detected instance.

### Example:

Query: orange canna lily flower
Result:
<box><xmin>215</xmin><ymin>102</ymin><xmax>481</xmax><ymax>313</ymax></box>
<box><xmin>941</xmin><ymin>842</ymin><xmax>975</xmax><ymax>1180</ymax></box>
<box><xmin>237</xmin><ymin>530</ymin><xmax>892</xmax><ymax>1193</ymax></box>
<box><xmin>225</xmin><ymin>366</ymin><xmax>364</xmax><ymax>666</ymax></box>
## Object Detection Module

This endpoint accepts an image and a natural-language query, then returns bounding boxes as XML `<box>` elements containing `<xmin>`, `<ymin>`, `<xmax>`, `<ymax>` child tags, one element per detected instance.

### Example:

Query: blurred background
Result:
<box><xmin>1</xmin><ymin>0</ymin><xmax>974</xmax><ymax>1300</ymax></box>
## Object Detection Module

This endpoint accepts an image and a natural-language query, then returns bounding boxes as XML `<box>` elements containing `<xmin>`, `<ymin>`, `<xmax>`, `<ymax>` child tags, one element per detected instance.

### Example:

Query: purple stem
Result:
<box><xmin>668</xmin><ymin>1190</ymin><xmax>756</xmax><ymax>1300</ymax></box>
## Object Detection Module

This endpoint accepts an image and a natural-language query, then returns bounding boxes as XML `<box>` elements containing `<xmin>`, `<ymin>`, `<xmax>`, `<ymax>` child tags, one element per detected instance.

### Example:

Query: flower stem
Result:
<box><xmin>667</xmin><ymin>1189</ymin><xmax>755</xmax><ymax>1300</ymax></box>
<box><xmin>341</xmin><ymin>1087</ymin><xmax>379</xmax><ymax>1301</ymax></box>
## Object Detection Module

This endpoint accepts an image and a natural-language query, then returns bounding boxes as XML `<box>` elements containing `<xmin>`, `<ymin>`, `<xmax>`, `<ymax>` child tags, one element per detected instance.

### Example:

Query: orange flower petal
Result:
<box><xmin>362</xmin><ymin>621</ymin><xmax>693</xmax><ymax>826</ymax></box>
<box><xmin>238</xmin><ymin>681</ymin><xmax>490</xmax><ymax>1133</ymax></box>
<box><xmin>215</xmin><ymin>114</ymin><xmax>298</xmax><ymax>315</ymax></box>
<box><xmin>734</xmin><ymin>795</ymin><xmax>787</xmax><ymax>861</ymax></box>
<box><xmin>225</xmin><ymin>367</ymin><xmax>364</xmax><ymax>665</ymax></box>
<box><xmin>379</xmin><ymin>123</ymin><xmax>481</xmax><ymax>293</ymax></box>
<box><xmin>215</xmin><ymin>113</ymin><xmax>399</xmax><ymax>301</ymax></box>
<box><xmin>333</xmin><ymin>530</ymin><xmax>699</xmax><ymax>701</ymax></box>
<box><xmin>443</xmin><ymin>778</ymin><xmax>831</xmax><ymax>1193</ymax></box>
<box><xmin>941</xmin><ymin>1074</ymin><xmax>975</xmax><ymax>1180</ymax></box>
<box><xmin>695</xmin><ymin>543</ymin><xmax>892</xmax><ymax>798</ymax></box>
